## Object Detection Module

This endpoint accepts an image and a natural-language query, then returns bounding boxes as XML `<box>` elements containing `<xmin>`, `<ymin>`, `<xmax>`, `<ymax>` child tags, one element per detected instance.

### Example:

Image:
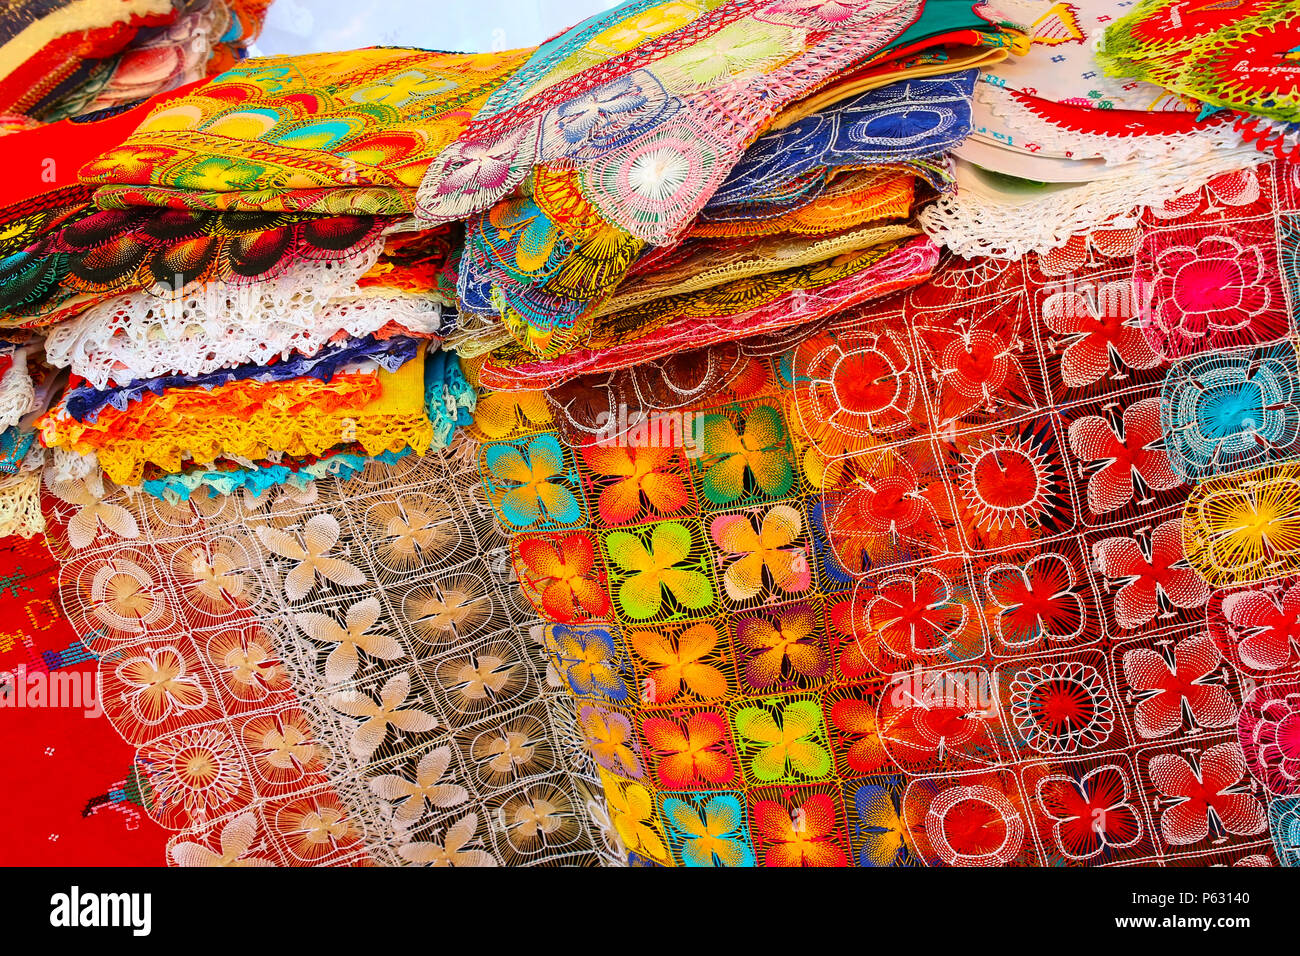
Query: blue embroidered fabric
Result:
<box><xmin>140</xmin><ymin>448</ymin><xmax>413</xmax><ymax>503</ymax></box>
<box><xmin>425</xmin><ymin>347</ymin><xmax>477</xmax><ymax>447</ymax></box>
<box><xmin>703</xmin><ymin>70</ymin><xmax>978</xmax><ymax>215</ymax></box>
<box><xmin>0</xmin><ymin>426</ymin><xmax>34</xmax><ymax>473</ymax></box>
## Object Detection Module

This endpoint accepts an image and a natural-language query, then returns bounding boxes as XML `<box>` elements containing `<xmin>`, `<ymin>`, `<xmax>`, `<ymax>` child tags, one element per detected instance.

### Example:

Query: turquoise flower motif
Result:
<box><xmin>661</xmin><ymin>793</ymin><xmax>755</xmax><ymax>867</ymax></box>
<box><xmin>481</xmin><ymin>433</ymin><xmax>584</xmax><ymax>530</ymax></box>
<box><xmin>1161</xmin><ymin>342</ymin><xmax>1300</xmax><ymax>480</ymax></box>
<box><xmin>1270</xmin><ymin>796</ymin><xmax>1300</xmax><ymax>867</ymax></box>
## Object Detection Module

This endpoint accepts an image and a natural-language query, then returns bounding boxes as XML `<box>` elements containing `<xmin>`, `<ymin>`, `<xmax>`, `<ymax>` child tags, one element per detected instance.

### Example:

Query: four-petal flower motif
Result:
<box><xmin>733</xmin><ymin>700</ymin><xmax>831</xmax><ymax>783</ymax></box>
<box><xmin>604</xmin><ymin>522</ymin><xmax>714</xmax><ymax>620</ymax></box>
<box><xmin>984</xmin><ymin>552</ymin><xmax>1086</xmax><ymax>649</ymax></box>
<box><xmin>483</xmin><ymin>434</ymin><xmax>582</xmax><ymax>530</ymax></box>
<box><xmin>1123</xmin><ymin>633</ymin><xmax>1237</xmax><ymax>739</ymax></box>
<box><xmin>710</xmin><ymin>504</ymin><xmax>811</xmax><ymax>603</ymax></box>
<box><xmin>295</xmin><ymin>597</ymin><xmax>403</xmax><ymax>684</ymax></box>
<box><xmin>1035</xmin><ymin>765</ymin><xmax>1144</xmax><ymax>862</ymax></box>
<box><xmin>1068</xmin><ymin>397</ymin><xmax>1182</xmax><ymax>515</ymax></box>
<box><xmin>698</xmin><ymin>403</ymin><xmax>793</xmax><ymax>506</ymax></box>
<box><xmin>256</xmin><ymin>514</ymin><xmax>365</xmax><ymax>601</ymax></box>
<box><xmin>1148</xmin><ymin>743</ymin><xmax>1267</xmax><ymax>846</ymax></box>
<box><xmin>1041</xmin><ymin>279</ymin><xmax>1160</xmax><ymax>387</ymax></box>
<box><xmin>329</xmin><ymin>671</ymin><xmax>439</xmax><ymax>760</ymax></box>
<box><xmin>752</xmin><ymin>794</ymin><xmax>847</xmax><ymax>867</ymax></box>
<box><xmin>1092</xmin><ymin>519</ymin><xmax>1211</xmax><ymax>629</ymax></box>
<box><xmin>371</xmin><ymin>746</ymin><xmax>470</xmax><ymax>827</ymax></box>
<box><xmin>642</xmin><ymin>710</ymin><xmax>736</xmax><ymax>789</ymax></box>
<box><xmin>516</xmin><ymin>533</ymin><xmax>611</xmax><ymax>623</ymax></box>
<box><xmin>661</xmin><ymin>794</ymin><xmax>754</xmax><ymax>867</ymax></box>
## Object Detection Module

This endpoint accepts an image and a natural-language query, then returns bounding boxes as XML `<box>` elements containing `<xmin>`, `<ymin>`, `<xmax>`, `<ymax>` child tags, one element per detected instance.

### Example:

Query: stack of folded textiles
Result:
<box><xmin>0</xmin><ymin>46</ymin><xmax>532</xmax><ymax>526</ymax></box>
<box><xmin>0</xmin><ymin>0</ymin><xmax>271</xmax><ymax>121</ymax></box>
<box><xmin>0</xmin><ymin>7</ymin><xmax>1015</xmax><ymax>528</ymax></box>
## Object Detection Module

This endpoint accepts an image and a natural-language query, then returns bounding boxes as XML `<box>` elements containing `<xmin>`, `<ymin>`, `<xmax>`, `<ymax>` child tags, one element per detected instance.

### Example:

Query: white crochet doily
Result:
<box><xmin>45</xmin><ymin>249</ymin><xmax>445</xmax><ymax>388</ymax></box>
<box><xmin>919</xmin><ymin>147</ymin><xmax>1268</xmax><ymax>259</ymax></box>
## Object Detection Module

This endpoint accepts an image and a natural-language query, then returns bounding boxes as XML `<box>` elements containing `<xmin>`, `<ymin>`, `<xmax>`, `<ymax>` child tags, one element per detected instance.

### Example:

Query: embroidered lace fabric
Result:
<box><xmin>1099</xmin><ymin>0</ymin><xmax>1300</xmax><ymax>124</ymax></box>
<box><xmin>40</xmin><ymin>370</ymin><xmax>387</xmax><ymax>451</ymax></box>
<box><xmin>140</xmin><ymin>447</ymin><xmax>413</xmax><ymax>503</ymax></box>
<box><xmin>46</xmin><ymin>353</ymin><xmax>437</xmax><ymax>485</ymax></box>
<box><xmin>82</xmin><ymin>46</ymin><xmax>536</xmax><ymax>215</ymax></box>
<box><xmin>0</xmin><ymin>0</ymin><xmax>174</xmax><ymax>114</ymax></box>
<box><xmin>42</xmin><ymin>447</ymin><xmax>623</xmax><ymax>866</ymax></box>
<box><xmin>919</xmin><ymin>148</ymin><xmax>1268</xmax><ymax>259</ymax></box>
<box><xmin>463</xmin><ymin>158</ymin><xmax>1298</xmax><ymax>867</ymax></box>
<box><xmin>415</xmin><ymin>0</ymin><xmax>933</xmax><ymax>236</ymax></box>
<box><xmin>31</xmin><ymin>0</ymin><xmax>215</xmax><ymax>117</ymax></box>
<box><xmin>477</xmin><ymin>235</ymin><xmax>941</xmax><ymax>388</ymax></box>
<box><xmin>0</xmin><ymin>207</ymin><xmax>397</xmax><ymax>322</ymax></box>
<box><xmin>43</xmin><ymin>246</ymin><xmax>449</xmax><ymax>388</ymax></box>
<box><xmin>0</xmin><ymin>346</ymin><xmax>35</xmax><ymax>432</ymax></box>
<box><xmin>8</xmin><ymin>0</ymin><xmax>1300</xmax><ymax>872</ymax></box>
<box><xmin>0</xmin><ymin>467</ymin><xmax>42</xmax><ymax>537</ymax></box>
<box><xmin>64</xmin><ymin>334</ymin><xmax>421</xmax><ymax>423</ymax></box>
<box><xmin>448</xmin><ymin>57</ymin><xmax>983</xmax><ymax>359</ymax></box>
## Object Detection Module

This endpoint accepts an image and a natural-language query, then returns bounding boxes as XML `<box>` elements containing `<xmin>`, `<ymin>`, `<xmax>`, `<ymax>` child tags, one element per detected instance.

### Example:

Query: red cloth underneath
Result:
<box><xmin>0</xmin><ymin>537</ymin><xmax>166</xmax><ymax>866</ymax></box>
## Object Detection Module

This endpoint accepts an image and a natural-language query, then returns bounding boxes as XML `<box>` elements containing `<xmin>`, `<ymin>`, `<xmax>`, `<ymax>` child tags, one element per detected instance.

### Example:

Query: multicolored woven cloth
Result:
<box><xmin>466</xmin><ymin>161</ymin><xmax>1298</xmax><ymax>866</ymax></box>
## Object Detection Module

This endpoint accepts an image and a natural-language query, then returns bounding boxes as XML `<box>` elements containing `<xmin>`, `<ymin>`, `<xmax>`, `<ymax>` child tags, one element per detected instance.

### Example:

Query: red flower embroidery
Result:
<box><xmin>752</xmin><ymin>793</ymin><xmax>847</xmax><ymax>867</ymax></box>
<box><xmin>1067</xmin><ymin>397</ymin><xmax>1182</xmax><ymax>515</ymax></box>
<box><xmin>1238</xmin><ymin>681</ymin><xmax>1300</xmax><ymax>796</ymax></box>
<box><xmin>984</xmin><ymin>552</ymin><xmax>1086</xmax><ymax>648</ymax></box>
<box><xmin>516</xmin><ymin>533</ymin><xmax>610</xmax><ymax>623</ymax></box>
<box><xmin>1036</xmin><ymin>765</ymin><xmax>1143</xmax><ymax>861</ymax></box>
<box><xmin>1092</xmin><ymin>519</ymin><xmax>1211</xmax><ymax>629</ymax></box>
<box><xmin>1122</xmin><ymin>633</ymin><xmax>1237</xmax><ymax>739</ymax></box>
<box><xmin>1148</xmin><ymin>235</ymin><xmax>1274</xmax><ymax>354</ymax></box>
<box><xmin>1041</xmin><ymin>279</ymin><xmax>1160</xmax><ymax>387</ymax></box>
<box><xmin>860</xmin><ymin>567</ymin><xmax>972</xmax><ymax>671</ymax></box>
<box><xmin>1148</xmin><ymin>743</ymin><xmax>1267</xmax><ymax>846</ymax></box>
<box><xmin>641</xmin><ymin>710</ymin><xmax>735</xmax><ymax>790</ymax></box>
<box><xmin>1212</xmin><ymin>580</ymin><xmax>1300</xmax><ymax>673</ymax></box>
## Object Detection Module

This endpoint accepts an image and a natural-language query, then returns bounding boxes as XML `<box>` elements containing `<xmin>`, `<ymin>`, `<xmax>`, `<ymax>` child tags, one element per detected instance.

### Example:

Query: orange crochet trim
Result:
<box><xmin>40</xmin><ymin>373</ymin><xmax>383</xmax><ymax>449</ymax></box>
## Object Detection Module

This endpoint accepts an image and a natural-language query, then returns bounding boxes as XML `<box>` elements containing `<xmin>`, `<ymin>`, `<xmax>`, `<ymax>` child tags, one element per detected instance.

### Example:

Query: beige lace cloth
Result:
<box><xmin>42</xmin><ymin>442</ymin><xmax>623</xmax><ymax>866</ymax></box>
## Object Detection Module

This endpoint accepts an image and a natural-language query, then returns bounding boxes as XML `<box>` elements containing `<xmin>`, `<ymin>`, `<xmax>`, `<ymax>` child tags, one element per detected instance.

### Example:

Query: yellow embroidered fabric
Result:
<box><xmin>41</xmin><ymin>352</ymin><xmax>434</xmax><ymax>484</ymax></box>
<box><xmin>81</xmin><ymin>46</ymin><xmax>535</xmax><ymax>215</ymax></box>
<box><xmin>40</xmin><ymin>374</ymin><xmax>383</xmax><ymax>448</ymax></box>
<box><xmin>593</xmin><ymin>222</ymin><xmax>919</xmax><ymax>317</ymax></box>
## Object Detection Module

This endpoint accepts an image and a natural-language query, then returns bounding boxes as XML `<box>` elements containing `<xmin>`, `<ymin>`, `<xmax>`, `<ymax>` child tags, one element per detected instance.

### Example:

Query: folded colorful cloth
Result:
<box><xmin>63</xmin><ymin>333</ymin><xmax>420</xmax><ymax>423</ymax></box>
<box><xmin>81</xmin><ymin>46</ymin><xmax>535</xmax><ymax>215</ymax></box>
<box><xmin>41</xmin><ymin>345</ymin><xmax>437</xmax><ymax>484</ymax></box>
<box><xmin>1100</xmin><ymin>0</ymin><xmax>1300</xmax><ymax>124</ymax></box>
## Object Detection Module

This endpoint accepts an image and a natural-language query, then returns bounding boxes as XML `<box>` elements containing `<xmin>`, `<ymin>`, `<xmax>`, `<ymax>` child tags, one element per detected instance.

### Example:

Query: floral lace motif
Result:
<box><xmin>43</xmin><ymin>445</ymin><xmax>621</xmax><ymax>867</ymax></box>
<box><xmin>43</xmin><ymin>246</ymin><xmax>447</xmax><ymax>387</ymax></box>
<box><xmin>919</xmin><ymin>149</ymin><xmax>1267</xmax><ymax>259</ymax></box>
<box><xmin>467</xmin><ymin>161</ymin><xmax>1298</xmax><ymax>866</ymax></box>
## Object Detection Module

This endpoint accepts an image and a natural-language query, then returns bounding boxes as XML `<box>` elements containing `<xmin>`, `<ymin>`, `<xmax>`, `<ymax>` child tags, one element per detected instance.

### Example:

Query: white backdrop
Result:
<box><xmin>253</xmin><ymin>0</ymin><xmax>617</xmax><ymax>56</ymax></box>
